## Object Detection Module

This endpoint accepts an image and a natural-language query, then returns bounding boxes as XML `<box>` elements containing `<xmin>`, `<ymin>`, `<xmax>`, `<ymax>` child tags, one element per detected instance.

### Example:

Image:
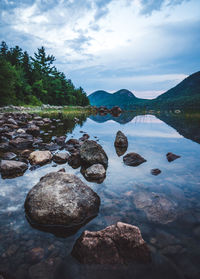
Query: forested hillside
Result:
<box><xmin>0</xmin><ymin>41</ymin><xmax>89</xmax><ymax>106</ymax></box>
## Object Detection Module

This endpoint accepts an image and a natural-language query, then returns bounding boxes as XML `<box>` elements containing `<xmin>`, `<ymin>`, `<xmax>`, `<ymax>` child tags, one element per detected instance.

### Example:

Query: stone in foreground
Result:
<box><xmin>80</xmin><ymin>140</ymin><xmax>108</xmax><ymax>168</ymax></box>
<box><xmin>166</xmin><ymin>152</ymin><xmax>181</xmax><ymax>162</ymax></box>
<box><xmin>24</xmin><ymin>172</ymin><xmax>100</xmax><ymax>227</ymax></box>
<box><xmin>84</xmin><ymin>164</ymin><xmax>106</xmax><ymax>181</ymax></box>
<box><xmin>29</xmin><ymin>150</ymin><xmax>52</xmax><ymax>165</ymax></box>
<box><xmin>71</xmin><ymin>222</ymin><xmax>151</xmax><ymax>264</ymax></box>
<box><xmin>123</xmin><ymin>152</ymin><xmax>146</xmax><ymax>166</ymax></box>
<box><xmin>0</xmin><ymin>160</ymin><xmax>28</xmax><ymax>177</ymax></box>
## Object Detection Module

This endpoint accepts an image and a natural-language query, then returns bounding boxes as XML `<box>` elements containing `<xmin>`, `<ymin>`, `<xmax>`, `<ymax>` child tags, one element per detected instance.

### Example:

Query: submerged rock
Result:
<box><xmin>71</xmin><ymin>222</ymin><xmax>151</xmax><ymax>264</ymax></box>
<box><xmin>166</xmin><ymin>152</ymin><xmax>181</xmax><ymax>162</ymax></box>
<box><xmin>80</xmin><ymin>140</ymin><xmax>108</xmax><ymax>168</ymax></box>
<box><xmin>123</xmin><ymin>152</ymin><xmax>146</xmax><ymax>166</ymax></box>
<box><xmin>133</xmin><ymin>191</ymin><xmax>177</xmax><ymax>224</ymax></box>
<box><xmin>24</xmin><ymin>172</ymin><xmax>100</xmax><ymax>227</ymax></box>
<box><xmin>0</xmin><ymin>160</ymin><xmax>28</xmax><ymax>177</ymax></box>
<box><xmin>29</xmin><ymin>151</ymin><xmax>52</xmax><ymax>165</ymax></box>
<box><xmin>53</xmin><ymin>152</ymin><xmax>69</xmax><ymax>164</ymax></box>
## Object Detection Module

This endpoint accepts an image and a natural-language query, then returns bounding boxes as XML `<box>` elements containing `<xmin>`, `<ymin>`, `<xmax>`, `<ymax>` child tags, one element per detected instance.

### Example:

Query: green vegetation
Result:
<box><xmin>0</xmin><ymin>41</ymin><xmax>89</xmax><ymax>107</ymax></box>
<box><xmin>89</xmin><ymin>72</ymin><xmax>200</xmax><ymax>111</ymax></box>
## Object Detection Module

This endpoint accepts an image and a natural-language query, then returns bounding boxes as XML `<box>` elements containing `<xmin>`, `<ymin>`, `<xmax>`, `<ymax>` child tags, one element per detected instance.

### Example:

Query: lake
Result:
<box><xmin>0</xmin><ymin>111</ymin><xmax>200</xmax><ymax>279</ymax></box>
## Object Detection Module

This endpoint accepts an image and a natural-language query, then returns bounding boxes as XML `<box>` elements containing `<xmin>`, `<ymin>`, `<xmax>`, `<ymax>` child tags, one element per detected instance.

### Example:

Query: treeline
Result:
<box><xmin>0</xmin><ymin>41</ymin><xmax>89</xmax><ymax>106</ymax></box>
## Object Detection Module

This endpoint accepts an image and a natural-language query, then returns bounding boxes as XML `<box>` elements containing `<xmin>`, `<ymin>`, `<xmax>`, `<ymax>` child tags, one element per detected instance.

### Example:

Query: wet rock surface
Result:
<box><xmin>123</xmin><ymin>152</ymin><xmax>147</xmax><ymax>166</ymax></box>
<box><xmin>0</xmin><ymin>160</ymin><xmax>28</xmax><ymax>178</ymax></box>
<box><xmin>114</xmin><ymin>131</ymin><xmax>128</xmax><ymax>148</ymax></box>
<box><xmin>80</xmin><ymin>140</ymin><xmax>108</xmax><ymax>168</ymax></box>
<box><xmin>166</xmin><ymin>152</ymin><xmax>181</xmax><ymax>162</ymax></box>
<box><xmin>24</xmin><ymin>172</ymin><xmax>100</xmax><ymax>227</ymax></box>
<box><xmin>29</xmin><ymin>151</ymin><xmax>52</xmax><ymax>165</ymax></box>
<box><xmin>151</xmin><ymin>168</ymin><xmax>161</xmax><ymax>175</ymax></box>
<box><xmin>84</xmin><ymin>164</ymin><xmax>106</xmax><ymax>182</ymax></box>
<box><xmin>71</xmin><ymin>222</ymin><xmax>151</xmax><ymax>264</ymax></box>
<box><xmin>52</xmin><ymin>152</ymin><xmax>69</xmax><ymax>164</ymax></box>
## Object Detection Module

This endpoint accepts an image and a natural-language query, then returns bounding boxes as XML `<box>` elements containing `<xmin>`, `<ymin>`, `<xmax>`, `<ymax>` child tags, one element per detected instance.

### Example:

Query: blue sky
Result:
<box><xmin>0</xmin><ymin>0</ymin><xmax>199</xmax><ymax>98</ymax></box>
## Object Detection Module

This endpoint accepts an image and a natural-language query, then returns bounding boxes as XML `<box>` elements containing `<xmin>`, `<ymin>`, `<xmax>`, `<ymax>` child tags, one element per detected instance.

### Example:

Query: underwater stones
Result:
<box><xmin>71</xmin><ymin>222</ymin><xmax>151</xmax><ymax>264</ymax></box>
<box><xmin>53</xmin><ymin>152</ymin><xmax>69</xmax><ymax>164</ymax></box>
<box><xmin>24</xmin><ymin>172</ymin><xmax>100</xmax><ymax>227</ymax></box>
<box><xmin>80</xmin><ymin>140</ymin><xmax>108</xmax><ymax>169</ymax></box>
<box><xmin>10</xmin><ymin>137</ymin><xmax>33</xmax><ymax>149</ymax></box>
<box><xmin>123</xmin><ymin>152</ymin><xmax>146</xmax><ymax>166</ymax></box>
<box><xmin>29</xmin><ymin>151</ymin><xmax>52</xmax><ymax>165</ymax></box>
<box><xmin>0</xmin><ymin>160</ymin><xmax>28</xmax><ymax>177</ymax></box>
<box><xmin>133</xmin><ymin>191</ymin><xmax>177</xmax><ymax>224</ymax></box>
<box><xmin>166</xmin><ymin>152</ymin><xmax>181</xmax><ymax>162</ymax></box>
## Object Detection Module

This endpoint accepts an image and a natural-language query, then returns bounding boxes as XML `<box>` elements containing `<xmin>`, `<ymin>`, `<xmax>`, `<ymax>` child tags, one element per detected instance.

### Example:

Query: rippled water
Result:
<box><xmin>0</xmin><ymin>112</ymin><xmax>200</xmax><ymax>279</ymax></box>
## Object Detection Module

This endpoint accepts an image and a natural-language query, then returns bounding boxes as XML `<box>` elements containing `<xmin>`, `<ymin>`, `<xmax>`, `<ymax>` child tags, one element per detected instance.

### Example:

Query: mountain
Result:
<box><xmin>89</xmin><ymin>89</ymin><xmax>149</xmax><ymax>109</ymax></box>
<box><xmin>152</xmin><ymin>71</ymin><xmax>200</xmax><ymax>110</ymax></box>
<box><xmin>88</xmin><ymin>71</ymin><xmax>200</xmax><ymax>110</ymax></box>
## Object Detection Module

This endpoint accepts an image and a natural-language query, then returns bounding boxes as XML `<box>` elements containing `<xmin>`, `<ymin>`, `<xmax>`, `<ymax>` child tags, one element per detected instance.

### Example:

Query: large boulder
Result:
<box><xmin>29</xmin><ymin>151</ymin><xmax>52</xmax><ymax>165</ymax></box>
<box><xmin>123</xmin><ymin>152</ymin><xmax>146</xmax><ymax>166</ymax></box>
<box><xmin>71</xmin><ymin>222</ymin><xmax>151</xmax><ymax>264</ymax></box>
<box><xmin>80</xmin><ymin>140</ymin><xmax>108</xmax><ymax>169</ymax></box>
<box><xmin>0</xmin><ymin>160</ymin><xmax>28</xmax><ymax>177</ymax></box>
<box><xmin>24</xmin><ymin>172</ymin><xmax>100</xmax><ymax>227</ymax></box>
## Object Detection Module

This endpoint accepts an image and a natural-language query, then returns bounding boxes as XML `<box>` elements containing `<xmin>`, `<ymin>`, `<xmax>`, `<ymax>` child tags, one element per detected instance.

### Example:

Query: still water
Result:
<box><xmin>0</xmin><ymin>112</ymin><xmax>200</xmax><ymax>279</ymax></box>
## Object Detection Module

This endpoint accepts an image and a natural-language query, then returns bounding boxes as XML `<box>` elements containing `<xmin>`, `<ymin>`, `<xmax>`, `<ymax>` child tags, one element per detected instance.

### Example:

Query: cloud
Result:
<box><xmin>0</xmin><ymin>0</ymin><xmax>199</xmax><ymax>97</ymax></box>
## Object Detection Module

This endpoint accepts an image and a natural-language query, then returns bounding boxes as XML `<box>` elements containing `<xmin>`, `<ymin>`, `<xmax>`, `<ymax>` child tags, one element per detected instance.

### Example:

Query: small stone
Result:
<box><xmin>0</xmin><ymin>160</ymin><xmax>28</xmax><ymax>177</ymax></box>
<box><xmin>166</xmin><ymin>152</ymin><xmax>181</xmax><ymax>162</ymax></box>
<box><xmin>2</xmin><ymin>152</ymin><xmax>17</xmax><ymax>160</ymax></box>
<box><xmin>151</xmin><ymin>168</ymin><xmax>161</xmax><ymax>175</ymax></box>
<box><xmin>29</xmin><ymin>151</ymin><xmax>52</xmax><ymax>165</ymax></box>
<box><xmin>123</xmin><ymin>152</ymin><xmax>146</xmax><ymax>166</ymax></box>
<box><xmin>53</xmin><ymin>152</ymin><xmax>69</xmax><ymax>164</ymax></box>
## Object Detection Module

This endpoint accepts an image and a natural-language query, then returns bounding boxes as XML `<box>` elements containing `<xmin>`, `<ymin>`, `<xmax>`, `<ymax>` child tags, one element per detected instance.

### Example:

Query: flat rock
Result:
<box><xmin>24</xmin><ymin>172</ymin><xmax>100</xmax><ymax>227</ymax></box>
<box><xmin>0</xmin><ymin>160</ymin><xmax>28</xmax><ymax>177</ymax></box>
<box><xmin>71</xmin><ymin>222</ymin><xmax>151</xmax><ymax>264</ymax></box>
<box><xmin>53</xmin><ymin>152</ymin><xmax>69</xmax><ymax>164</ymax></box>
<box><xmin>123</xmin><ymin>152</ymin><xmax>146</xmax><ymax>166</ymax></box>
<box><xmin>29</xmin><ymin>151</ymin><xmax>52</xmax><ymax>165</ymax></box>
<box><xmin>80</xmin><ymin>140</ymin><xmax>108</xmax><ymax>168</ymax></box>
<box><xmin>133</xmin><ymin>191</ymin><xmax>177</xmax><ymax>224</ymax></box>
<box><xmin>151</xmin><ymin>168</ymin><xmax>161</xmax><ymax>175</ymax></box>
<box><xmin>166</xmin><ymin>152</ymin><xmax>181</xmax><ymax>162</ymax></box>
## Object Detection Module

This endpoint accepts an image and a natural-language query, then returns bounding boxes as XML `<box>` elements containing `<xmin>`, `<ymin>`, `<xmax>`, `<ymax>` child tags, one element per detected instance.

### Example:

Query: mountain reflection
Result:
<box><xmin>90</xmin><ymin>111</ymin><xmax>200</xmax><ymax>144</ymax></box>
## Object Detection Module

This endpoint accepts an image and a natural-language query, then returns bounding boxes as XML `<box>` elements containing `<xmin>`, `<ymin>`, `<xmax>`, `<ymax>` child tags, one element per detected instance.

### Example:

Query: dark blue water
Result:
<box><xmin>0</xmin><ymin>113</ymin><xmax>200</xmax><ymax>279</ymax></box>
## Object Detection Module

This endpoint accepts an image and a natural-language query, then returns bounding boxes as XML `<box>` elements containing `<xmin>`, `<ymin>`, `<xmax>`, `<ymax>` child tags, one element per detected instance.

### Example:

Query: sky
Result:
<box><xmin>0</xmin><ymin>0</ymin><xmax>199</xmax><ymax>98</ymax></box>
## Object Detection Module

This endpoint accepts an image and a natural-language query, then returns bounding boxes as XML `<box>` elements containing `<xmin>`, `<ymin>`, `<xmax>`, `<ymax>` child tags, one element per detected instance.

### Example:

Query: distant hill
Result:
<box><xmin>89</xmin><ymin>89</ymin><xmax>149</xmax><ymax>109</ymax></box>
<box><xmin>88</xmin><ymin>71</ymin><xmax>200</xmax><ymax>110</ymax></box>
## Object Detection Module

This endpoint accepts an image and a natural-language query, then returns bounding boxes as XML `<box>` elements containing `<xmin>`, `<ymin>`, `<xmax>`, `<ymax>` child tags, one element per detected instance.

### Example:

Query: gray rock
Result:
<box><xmin>53</xmin><ymin>152</ymin><xmax>69</xmax><ymax>164</ymax></box>
<box><xmin>24</xmin><ymin>172</ymin><xmax>100</xmax><ymax>227</ymax></box>
<box><xmin>114</xmin><ymin>131</ymin><xmax>128</xmax><ymax>148</ymax></box>
<box><xmin>10</xmin><ymin>137</ymin><xmax>33</xmax><ymax>149</ymax></box>
<box><xmin>84</xmin><ymin>164</ymin><xmax>106</xmax><ymax>181</ymax></box>
<box><xmin>26</xmin><ymin>125</ymin><xmax>40</xmax><ymax>136</ymax></box>
<box><xmin>29</xmin><ymin>151</ymin><xmax>52</xmax><ymax>165</ymax></box>
<box><xmin>0</xmin><ymin>160</ymin><xmax>28</xmax><ymax>177</ymax></box>
<box><xmin>123</xmin><ymin>152</ymin><xmax>146</xmax><ymax>166</ymax></box>
<box><xmin>80</xmin><ymin>140</ymin><xmax>108</xmax><ymax>168</ymax></box>
<box><xmin>2</xmin><ymin>152</ymin><xmax>17</xmax><ymax>160</ymax></box>
<box><xmin>71</xmin><ymin>222</ymin><xmax>151</xmax><ymax>264</ymax></box>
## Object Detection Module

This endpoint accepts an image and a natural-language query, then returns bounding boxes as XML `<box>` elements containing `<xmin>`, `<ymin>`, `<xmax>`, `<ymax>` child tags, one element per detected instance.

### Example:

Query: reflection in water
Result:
<box><xmin>0</xmin><ymin>111</ymin><xmax>200</xmax><ymax>279</ymax></box>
